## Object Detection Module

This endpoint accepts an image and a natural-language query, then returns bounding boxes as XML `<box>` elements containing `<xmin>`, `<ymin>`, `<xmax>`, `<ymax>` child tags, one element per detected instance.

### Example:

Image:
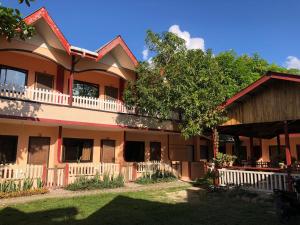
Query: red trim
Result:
<box><xmin>56</xmin><ymin>65</ymin><xmax>64</xmax><ymax>93</ymax></box>
<box><xmin>24</xmin><ymin>8</ymin><xmax>71</xmax><ymax>54</ymax></box>
<box><xmin>0</xmin><ymin>114</ymin><xmax>180</xmax><ymax>133</ymax></box>
<box><xmin>97</xmin><ymin>36</ymin><xmax>138</xmax><ymax>67</ymax></box>
<box><xmin>119</xmin><ymin>78</ymin><xmax>125</xmax><ymax>101</ymax></box>
<box><xmin>223</xmin><ymin>71</ymin><xmax>300</xmax><ymax>108</ymax></box>
<box><xmin>57</xmin><ymin>126</ymin><xmax>62</xmax><ymax>163</ymax></box>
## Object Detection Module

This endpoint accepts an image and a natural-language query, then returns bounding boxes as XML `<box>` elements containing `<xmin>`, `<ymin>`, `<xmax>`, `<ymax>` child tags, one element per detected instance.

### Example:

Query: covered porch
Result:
<box><xmin>215</xmin><ymin>71</ymin><xmax>300</xmax><ymax>191</ymax></box>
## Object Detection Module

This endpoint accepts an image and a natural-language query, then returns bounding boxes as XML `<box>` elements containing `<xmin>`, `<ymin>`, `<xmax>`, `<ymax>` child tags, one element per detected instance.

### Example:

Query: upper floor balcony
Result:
<box><xmin>0</xmin><ymin>83</ymin><xmax>135</xmax><ymax>114</ymax></box>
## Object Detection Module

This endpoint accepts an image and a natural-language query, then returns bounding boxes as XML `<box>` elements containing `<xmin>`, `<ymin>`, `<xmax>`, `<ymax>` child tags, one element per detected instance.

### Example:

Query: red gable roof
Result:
<box><xmin>24</xmin><ymin>7</ymin><xmax>71</xmax><ymax>54</ymax></box>
<box><xmin>23</xmin><ymin>8</ymin><xmax>138</xmax><ymax>67</ymax></box>
<box><xmin>96</xmin><ymin>35</ymin><xmax>138</xmax><ymax>66</ymax></box>
<box><xmin>223</xmin><ymin>71</ymin><xmax>300</xmax><ymax>108</ymax></box>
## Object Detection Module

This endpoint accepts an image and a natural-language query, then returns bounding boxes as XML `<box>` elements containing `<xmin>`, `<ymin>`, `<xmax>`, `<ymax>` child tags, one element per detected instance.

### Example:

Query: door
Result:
<box><xmin>28</xmin><ymin>137</ymin><xmax>50</xmax><ymax>165</ymax></box>
<box><xmin>150</xmin><ymin>142</ymin><xmax>161</xmax><ymax>161</ymax></box>
<box><xmin>101</xmin><ymin>140</ymin><xmax>116</xmax><ymax>163</ymax></box>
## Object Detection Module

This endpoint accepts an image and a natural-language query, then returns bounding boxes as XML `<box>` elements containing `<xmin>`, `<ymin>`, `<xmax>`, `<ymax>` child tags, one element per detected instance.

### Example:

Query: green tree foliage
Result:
<box><xmin>0</xmin><ymin>0</ymin><xmax>35</xmax><ymax>41</ymax></box>
<box><xmin>216</xmin><ymin>50</ymin><xmax>300</xmax><ymax>98</ymax></box>
<box><xmin>124</xmin><ymin>31</ymin><xmax>227</xmax><ymax>138</ymax></box>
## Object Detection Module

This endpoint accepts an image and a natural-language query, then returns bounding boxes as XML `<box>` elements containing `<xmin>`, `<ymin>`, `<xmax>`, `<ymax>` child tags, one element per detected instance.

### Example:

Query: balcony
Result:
<box><xmin>0</xmin><ymin>83</ymin><xmax>135</xmax><ymax>114</ymax></box>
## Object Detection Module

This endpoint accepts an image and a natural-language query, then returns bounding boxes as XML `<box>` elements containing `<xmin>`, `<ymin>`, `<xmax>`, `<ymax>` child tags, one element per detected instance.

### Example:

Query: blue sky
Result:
<box><xmin>2</xmin><ymin>0</ymin><xmax>300</xmax><ymax>68</ymax></box>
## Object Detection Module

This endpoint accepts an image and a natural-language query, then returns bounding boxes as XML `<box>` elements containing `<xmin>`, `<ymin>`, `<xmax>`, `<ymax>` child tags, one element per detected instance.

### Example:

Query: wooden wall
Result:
<box><xmin>223</xmin><ymin>80</ymin><xmax>300</xmax><ymax>126</ymax></box>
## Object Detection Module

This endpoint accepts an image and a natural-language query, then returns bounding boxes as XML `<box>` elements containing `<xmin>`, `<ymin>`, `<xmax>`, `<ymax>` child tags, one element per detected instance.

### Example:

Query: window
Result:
<box><xmin>253</xmin><ymin>145</ymin><xmax>262</xmax><ymax>160</ymax></box>
<box><xmin>232</xmin><ymin>145</ymin><xmax>248</xmax><ymax>160</ymax></box>
<box><xmin>0</xmin><ymin>65</ymin><xmax>27</xmax><ymax>87</ymax></box>
<box><xmin>269</xmin><ymin>145</ymin><xmax>286</xmax><ymax>163</ymax></box>
<box><xmin>35</xmin><ymin>73</ymin><xmax>54</xmax><ymax>90</ymax></box>
<box><xmin>200</xmin><ymin>145</ymin><xmax>209</xmax><ymax>160</ymax></box>
<box><xmin>62</xmin><ymin>138</ymin><xmax>93</xmax><ymax>162</ymax></box>
<box><xmin>219</xmin><ymin>143</ymin><xmax>226</xmax><ymax>154</ymax></box>
<box><xmin>101</xmin><ymin>140</ymin><xmax>115</xmax><ymax>163</ymax></box>
<box><xmin>73</xmin><ymin>80</ymin><xmax>99</xmax><ymax>98</ymax></box>
<box><xmin>124</xmin><ymin>141</ymin><xmax>145</xmax><ymax>162</ymax></box>
<box><xmin>150</xmin><ymin>142</ymin><xmax>161</xmax><ymax>161</ymax></box>
<box><xmin>28</xmin><ymin>137</ymin><xmax>50</xmax><ymax>165</ymax></box>
<box><xmin>0</xmin><ymin>135</ymin><xmax>18</xmax><ymax>164</ymax></box>
<box><xmin>297</xmin><ymin>145</ymin><xmax>300</xmax><ymax>160</ymax></box>
<box><xmin>105</xmin><ymin>86</ymin><xmax>118</xmax><ymax>101</ymax></box>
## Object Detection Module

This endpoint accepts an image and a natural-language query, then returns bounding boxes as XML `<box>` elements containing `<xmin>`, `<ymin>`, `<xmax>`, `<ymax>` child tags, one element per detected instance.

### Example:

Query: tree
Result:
<box><xmin>216</xmin><ymin>50</ymin><xmax>300</xmax><ymax>98</ymax></box>
<box><xmin>124</xmin><ymin>31</ymin><xmax>227</xmax><ymax>138</ymax></box>
<box><xmin>0</xmin><ymin>0</ymin><xmax>35</xmax><ymax>41</ymax></box>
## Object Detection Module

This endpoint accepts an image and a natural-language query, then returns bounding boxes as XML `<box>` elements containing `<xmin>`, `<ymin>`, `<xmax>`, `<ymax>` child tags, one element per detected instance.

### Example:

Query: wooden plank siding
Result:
<box><xmin>222</xmin><ymin>80</ymin><xmax>300</xmax><ymax>126</ymax></box>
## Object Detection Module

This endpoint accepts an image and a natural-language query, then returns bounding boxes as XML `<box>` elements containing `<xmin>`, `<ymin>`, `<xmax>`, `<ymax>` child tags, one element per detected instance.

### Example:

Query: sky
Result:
<box><xmin>2</xmin><ymin>0</ymin><xmax>300</xmax><ymax>68</ymax></box>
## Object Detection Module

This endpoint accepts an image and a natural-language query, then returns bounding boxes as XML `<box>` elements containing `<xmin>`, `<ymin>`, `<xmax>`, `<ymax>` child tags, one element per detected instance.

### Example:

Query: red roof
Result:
<box><xmin>223</xmin><ymin>71</ymin><xmax>300</xmax><ymax>108</ymax></box>
<box><xmin>23</xmin><ymin>7</ymin><xmax>138</xmax><ymax>66</ymax></box>
<box><xmin>24</xmin><ymin>7</ymin><xmax>71</xmax><ymax>54</ymax></box>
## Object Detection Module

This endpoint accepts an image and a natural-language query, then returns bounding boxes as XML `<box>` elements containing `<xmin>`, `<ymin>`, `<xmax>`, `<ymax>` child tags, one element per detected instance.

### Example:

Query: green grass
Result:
<box><xmin>0</xmin><ymin>186</ymin><xmax>299</xmax><ymax>225</ymax></box>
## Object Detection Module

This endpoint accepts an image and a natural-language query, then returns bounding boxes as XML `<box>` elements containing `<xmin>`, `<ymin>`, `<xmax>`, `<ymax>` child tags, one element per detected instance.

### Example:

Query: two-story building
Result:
<box><xmin>0</xmin><ymin>8</ymin><xmax>210</xmax><ymax>180</ymax></box>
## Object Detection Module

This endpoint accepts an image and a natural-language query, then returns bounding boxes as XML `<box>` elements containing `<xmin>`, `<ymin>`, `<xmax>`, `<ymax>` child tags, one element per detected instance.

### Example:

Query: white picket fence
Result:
<box><xmin>136</xmin><ymin>161</ymin><xmax>181</xmax><ymax>177</ymax></box>
<box><xmin>0</xmin><ymin>164</ymin><xmax>44</xmax><ymax>188</ymax></box>
<box><xmin>218</xmin><ymin>168</ymin><xmax>300</xmax><ymax>192</ymax></box>
<box><xmin>0</xmin><ymin>83</ymin><xmax>69</xmax><ymax>105</ymax></box>
<box><xmin>68</xmin><ymin>163</ymin><xmax>120</xmax><ymax>184</ymax></box>
<box><xmin>72</xmin><ymin>96</ymin><xmax>135</xmax><ymax>114</ymax></box>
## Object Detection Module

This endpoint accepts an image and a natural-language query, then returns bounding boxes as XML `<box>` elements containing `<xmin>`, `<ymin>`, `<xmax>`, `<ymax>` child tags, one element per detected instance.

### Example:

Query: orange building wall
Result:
<box><xmin>0</xmin><ymin>51</ymin><xmax>58</xmax><ymax>89</ymax></box>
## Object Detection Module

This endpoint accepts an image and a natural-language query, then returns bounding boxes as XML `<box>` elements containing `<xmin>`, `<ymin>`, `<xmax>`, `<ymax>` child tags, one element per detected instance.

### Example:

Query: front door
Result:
<box><xmin>101</xmin><ymin>140</ymin><xmax>116</xmax><ymax>163</ymax></box>
<box><xmin>28</xmin><ymin>137</ymin><xmax>50</xmax><ymax>165</ymax></box>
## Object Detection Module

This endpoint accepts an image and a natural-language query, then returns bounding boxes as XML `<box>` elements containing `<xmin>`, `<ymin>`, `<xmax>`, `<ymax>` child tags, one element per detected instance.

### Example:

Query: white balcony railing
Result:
<box><xmin>0</xmin><ymin>83</ymin><xmax>134</xmax><ymax>114</ymax></box>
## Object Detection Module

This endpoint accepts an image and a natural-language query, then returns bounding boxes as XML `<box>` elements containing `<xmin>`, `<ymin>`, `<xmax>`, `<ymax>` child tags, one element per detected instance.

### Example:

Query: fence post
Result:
<box><xmin>132</xmin><ymin>163</ymin><xmax>137</xmax><ymax>181</ymax></box>
<box><xmin>64</xmin><ymin>163</ymin><xmax>69</xmax><ymax>186</ymax></box>
<box><xmin>42</xmin><ymin>164</ymin><xmax>47</xmax><ymax>186</ymax></box>
<box><xmin>54</xmin><ymin>165</ymin><xmax>58</xmax><ymax>188</ymax></box>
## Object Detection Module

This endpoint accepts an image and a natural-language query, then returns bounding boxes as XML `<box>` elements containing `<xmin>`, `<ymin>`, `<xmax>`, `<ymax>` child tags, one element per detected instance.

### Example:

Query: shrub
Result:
<box><xmin>0</xmin><ymin>188</ymin><xmax>49</xmax><ymax>199</ymax></box>
<box><xmin>65</xmin><ymin>173</ymin><xmax>125</xmax><ymax>191</ymax></box>
<box><xmin>213</xmin><ymin>152</ymin><xmax>237</xmax><ymax>167</ymax></box>
<box><xmin>194</xmin><ymin>170</ymin><xmax>219</xmax><ymax>187</ymax></box>
<box><xmin>23</xmin><ymin>178</ymin><xmax>34</xmax><ymax>191</ymax></box>
<box><xmin>135</xmin><ymin>170</ymin><xmax>177</xmax><ymax>184</ymax></box>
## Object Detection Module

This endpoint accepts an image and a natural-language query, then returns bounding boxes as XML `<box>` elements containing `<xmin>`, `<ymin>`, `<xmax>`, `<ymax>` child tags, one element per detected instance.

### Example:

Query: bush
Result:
<box><xmin>65</xmin><ymin>173</ymin><xmax>125</xmax><ymax>191</ymax></box>
<box><xmin>0</xmin><ymin>188</ymin><xmax>49</xmax><ymax>199</ymax></box>
<box><xmin>194</xmin><ymin>170</ymin><xmax>219</xmax><ymax>187</ymax></box>
<box><xmin>135</xmin><ymin>170</ymin><xmax>177</xmax><ymax>184</ymax></box>
<box><xmin>213</xmin><ymin>152</ymin><xmax>237</xmax><ymax>167</ymax></box>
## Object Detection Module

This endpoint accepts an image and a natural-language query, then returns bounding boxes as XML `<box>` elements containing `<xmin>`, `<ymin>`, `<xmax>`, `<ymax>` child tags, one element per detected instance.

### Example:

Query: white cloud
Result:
<box><xmin>285</xmin><ymin>56</ymin><xmax>300</xmax><ymax>69</ymax></box>
<box><xmin>142</xmin><ymin>48</ymin><xmax>149</xmax><ymax>60</ymax></box>
<box><xmin>168</xmin><ymin>25</ymin><xmax>205</xmax><ymax>50</ymax></box>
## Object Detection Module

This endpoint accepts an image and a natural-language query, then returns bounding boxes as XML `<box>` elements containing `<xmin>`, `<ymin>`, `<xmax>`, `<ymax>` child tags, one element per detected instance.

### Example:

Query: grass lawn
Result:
<box><xmin>0</xmin><ymin>186</ymin><xmax>299</xmax><ymax>225</ymax></box>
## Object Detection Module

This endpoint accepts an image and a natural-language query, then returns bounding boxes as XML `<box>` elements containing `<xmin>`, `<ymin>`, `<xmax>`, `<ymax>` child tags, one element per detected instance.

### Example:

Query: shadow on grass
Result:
<box><xmin>0</xmin><ymin>189</ymin><xmax>297</xmax><ymax>225</ymax></box>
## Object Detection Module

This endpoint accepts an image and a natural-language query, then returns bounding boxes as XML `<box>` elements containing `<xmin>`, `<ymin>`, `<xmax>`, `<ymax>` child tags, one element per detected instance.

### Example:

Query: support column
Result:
<box><xmin>284</xmin><ymin>120</ymin><xmax>293</xmax><ymax>192</ymax></box>
<box><xmin>249</xmin><ymin>137</ymin><xmax>254</xmax><ymax>161</ymax></box>
<box><xmin>212</xmin><ymin>128</ymin><xmax>219</xmax><ymax>158</ymax></box>
<box><xmin>57</xmin><ymin>126</ymin><xmax>62</xmax><ymax>164</ymax></box>
<box><xmin>56</xmin><ymin>65</ymin><xmax>64</xmax><ymax>93</ymax></box>
<box><xmin>68</xmin><ymin>55</ymin><xmax>76</xmax><ymax>105</ymax></box>
<box><xmin>284</xmin><ymin>121</ymin><xmax>292</xmax><ymax>166</ymax></box>
<box><xmin>276</xmin><ymin>135</ymin><xmax>281</xmax><ymax>155</ymax></box>
<box><xmin>119</xmin><ymin>78</ymin><xmax>125</xmax><ymax>102</ymax></box>
<box><xmin>233</xmin><ymin>136</ymin><xmax>241</xmax><ymax>160</ymax></box>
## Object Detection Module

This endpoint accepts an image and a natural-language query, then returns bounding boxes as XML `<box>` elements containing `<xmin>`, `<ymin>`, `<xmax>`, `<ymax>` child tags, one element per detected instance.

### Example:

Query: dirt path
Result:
<box><xmin>0</xmin><ymin>181</ymin><xmax>190</xmax><ymax>207</ymax></box>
